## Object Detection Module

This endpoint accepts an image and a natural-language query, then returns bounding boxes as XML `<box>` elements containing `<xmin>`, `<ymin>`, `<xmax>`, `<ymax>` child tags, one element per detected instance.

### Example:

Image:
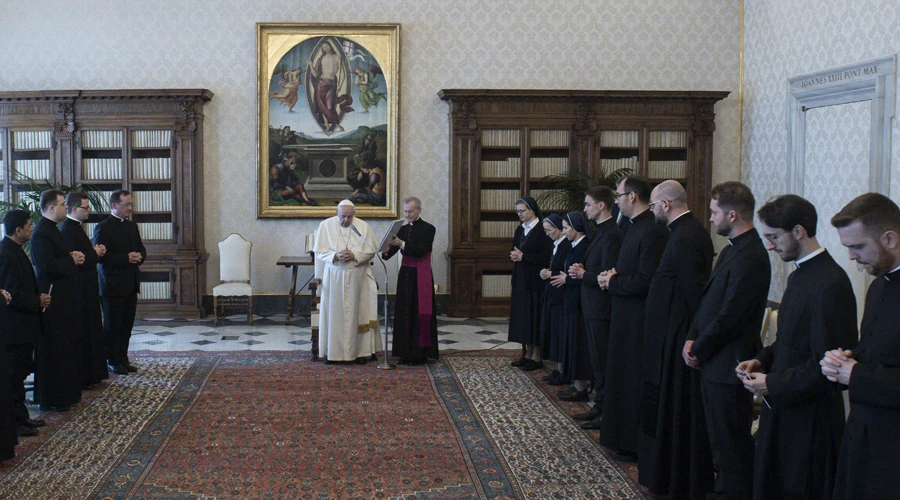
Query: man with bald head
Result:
<box><xmin>313</xmin><ymin>200</ymin><xmax>380</xmax><ymax>363</ymax></box>
<box><xmin>637</xmin><ymin>180</ymin><xmax>715</xmax><ymax>498</ymax></box>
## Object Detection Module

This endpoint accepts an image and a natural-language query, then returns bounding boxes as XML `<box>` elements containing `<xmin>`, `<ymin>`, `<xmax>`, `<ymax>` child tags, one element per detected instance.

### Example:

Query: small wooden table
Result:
<box><xmin>277</xmin><ymin>255</ymin><xmax>315</xmax><ymax>324</ymax></box>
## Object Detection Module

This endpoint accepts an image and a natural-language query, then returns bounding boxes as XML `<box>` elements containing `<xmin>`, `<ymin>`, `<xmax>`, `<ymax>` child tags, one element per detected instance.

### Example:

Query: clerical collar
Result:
<box><xmin>795</xmin><ymin>247</ymin><xmax>826</xmax><ymax>267</ymax></box>
<box><xmin>668</xmin><ymin>210</ymin><xmax>691</xmax><ymax>225</ymax></box>
<box><xmin>729</xmin><ymin>228</ymin><xmax>756</xmax><ymax>246</ymax></box>
<box><xmin>885</xmin><ymin>265</ymin><xmax>900</xmax><ymax>281</ymax></box>
<box><xmin>629</xmin><ymin>209</ymin><xmax>650</xmax><ymax>222</ymax></box>
<box><xmin>571</xmin><ymin>235</ymin><xmax>586</xmax><ymax>247</ymax></box>
<box><xmin>66</xmin><ymin>215</ymin><xmax>82</xmax><ymax>224</ymax></box>
<box><xmin>553</xmin><ymin>236</ymin><xmax>566</xmax><ymax>247</ymax></box>
<box><xmin>596</xmin><ymin>215</ymin><xmax>613</xmax><ymax>224</ymax></box>
<box><xmin>111</xmin><ymin>213</ymin><xmax>125</xmax><ymax>222</ymax></box>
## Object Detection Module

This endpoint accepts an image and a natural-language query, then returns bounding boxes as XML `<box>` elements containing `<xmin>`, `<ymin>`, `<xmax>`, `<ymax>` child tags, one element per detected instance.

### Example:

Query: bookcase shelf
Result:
<box><xmin>0</xmin><ymin>89</ymin><xmax>212</xmax><ymax>318</ymax></box>
<box><xmin>439</xmin><ymin>89</ymin><xmax>728</xmax><ymax>317</ymax></box>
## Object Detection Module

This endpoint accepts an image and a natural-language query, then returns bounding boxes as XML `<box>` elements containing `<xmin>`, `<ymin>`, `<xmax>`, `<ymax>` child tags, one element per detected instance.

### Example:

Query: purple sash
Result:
<box><xmin>401</xmin><ymin>252</ymin><xmax>433</xmax><ymax>348</ymax></box>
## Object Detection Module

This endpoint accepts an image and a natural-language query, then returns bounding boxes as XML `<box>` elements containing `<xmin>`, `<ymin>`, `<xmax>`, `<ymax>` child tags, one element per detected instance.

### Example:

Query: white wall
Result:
<box><xmin>0</xmin><ymin>0</ymin><xmax>741</xmax><ymax>296</ymax></box>
<box><xmin>742</xmin><ymin>0</ymin><xmax>900</xmax><ymax>301</ymax></box>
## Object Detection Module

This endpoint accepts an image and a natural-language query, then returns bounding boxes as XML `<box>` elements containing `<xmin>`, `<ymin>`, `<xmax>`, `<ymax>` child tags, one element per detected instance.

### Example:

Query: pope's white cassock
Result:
<box><xmin>313</xmin><ymin>213</ymin><xmax>380</xmax><ymax>361</ymax></box>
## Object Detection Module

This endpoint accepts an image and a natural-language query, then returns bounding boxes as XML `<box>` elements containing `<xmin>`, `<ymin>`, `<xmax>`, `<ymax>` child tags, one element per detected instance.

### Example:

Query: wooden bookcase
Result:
<box><xmin>438</xmin><ymin>89</ymin><xmax>729</xmax><ymax>317</ymax></box>
<box><xmin>0</xmin><ymin>89</ymin><xmax>213</xmax><ymax>318</ymax></box>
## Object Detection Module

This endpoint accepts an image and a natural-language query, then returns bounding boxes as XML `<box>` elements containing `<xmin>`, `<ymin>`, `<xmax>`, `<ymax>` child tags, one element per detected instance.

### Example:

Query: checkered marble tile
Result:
<box><xmin>131</xmin><ymin>315</ymin><xmax>516</xmax><ymax>353</ymax></box>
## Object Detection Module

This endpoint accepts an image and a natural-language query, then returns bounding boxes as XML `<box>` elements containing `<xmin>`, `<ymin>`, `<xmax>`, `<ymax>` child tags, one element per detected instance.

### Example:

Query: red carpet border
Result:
<box><xmin>0</xmin><ymin>351</ymin><xmax>648</xmax><ymax>499</ymax></box>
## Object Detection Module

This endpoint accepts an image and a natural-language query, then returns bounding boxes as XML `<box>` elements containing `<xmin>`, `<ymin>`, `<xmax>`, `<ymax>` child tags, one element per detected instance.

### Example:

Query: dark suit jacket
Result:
<box><xmin>0</xmin><ymin>237</ymin><xmax>42</xmax><ymax>344</ymax></box>
<box><xmin>580</xmin><ymin>217</ymin><xmax>623</xmax><ymax>320</ymax></box>
<box><xmin>93</xmin><ymin>215</ymin><xmax>146</xmax><ymax>297</ymax></box>
<box><xmin>688</xmin><ymin>228</ymin><xmax>771</xmax><ymax>384</ymax></box>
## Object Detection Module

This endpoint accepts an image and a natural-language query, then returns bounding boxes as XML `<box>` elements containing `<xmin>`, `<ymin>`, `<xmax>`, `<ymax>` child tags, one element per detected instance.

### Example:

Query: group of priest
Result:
<box><xmin>0</xmin><ymin>188</ymin><xmax>145</xmax><ymax>460</ymax></box>
<box><xmin>507</xmin><ymin>177</ymin><xmax>899</xmax><ymax>499</ymax></box>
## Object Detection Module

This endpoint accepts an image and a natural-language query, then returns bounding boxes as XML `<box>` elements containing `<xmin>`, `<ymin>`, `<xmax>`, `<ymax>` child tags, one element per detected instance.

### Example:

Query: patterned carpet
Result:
<box><xmin>0</xmin><ymin>351</ymin><xmax>648</xmax><ymax>499</ymax></box>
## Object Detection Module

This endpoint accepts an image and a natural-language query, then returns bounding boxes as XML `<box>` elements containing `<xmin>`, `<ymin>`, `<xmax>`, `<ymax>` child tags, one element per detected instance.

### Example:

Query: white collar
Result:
<box><xmin>570</xmin><ymin>235</ymin><xmax>586</xmax><ymax>247</ymax></box>
<box><xmin>668</xmin><ymin>210</ymin><xmax>691</xmax><ymax>225</ymax></box>
<box><xmin>795</xmin><ymin>247</ymin><xmax>826</xmax><ymax>266</ymax></box>
<box><xmin>66</xmin><ymin>215</ymin><xmax>82</xmax><ymax>223</ymax></box>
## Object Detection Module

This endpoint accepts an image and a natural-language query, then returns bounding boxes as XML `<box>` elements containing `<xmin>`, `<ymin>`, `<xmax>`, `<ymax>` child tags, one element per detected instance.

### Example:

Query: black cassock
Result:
<box><xmin>60</xmin><ymin>218</ymin><xmax>108</xmax><ymax>385</ymax></box>
<box><xmin>599</xmin><ymin>209</ymin><xmax>668</xmax><ymax>454</ymax></box>
<box><xmin>0</xmin><ymin>299</ymin><xmax>18</xmax><ymax>460</ymax></box>
<box><xmin>507</xmin><ymin>222</ymin><xmax>553</xmax><ymax>345</ymax></box>
<box><xmin>752</xmin><ymin>250</ymin><xmax>857</xmax><ymax>500</ymax></box>
<box><xmin>383</xmin><ymin>219</ymin><xmax>439</xmax><ymax>362</ymax></box>
<box><xmin>30</xmin><ymin>216</ymin><xmax>81</xmax><ymax>408</ymax></box>
<box><xmin>637</xmin><ymin>212</ymin><xmax>714</xmax><ymax>499</ymax></box>
<box><xmin>561</xmin><ymin>237</ymin><xmax>591</xmax><ymax>381</ymax></box>
<box><xmin>832</xmin><ymin>268</ymin><xmax>900</xmax><ymax>499</ymax></box>
<box><xmin>540</xmin><ymin>238</ymin><xmax>570</xmax><ymax>363</ymax></box>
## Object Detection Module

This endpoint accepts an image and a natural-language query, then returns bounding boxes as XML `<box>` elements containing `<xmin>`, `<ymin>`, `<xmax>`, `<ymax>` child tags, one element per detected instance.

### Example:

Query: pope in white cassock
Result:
<box><xmin>313</xmin><ymin>200</ymin><xmax>380</xmax><ymax>363</ymax></box>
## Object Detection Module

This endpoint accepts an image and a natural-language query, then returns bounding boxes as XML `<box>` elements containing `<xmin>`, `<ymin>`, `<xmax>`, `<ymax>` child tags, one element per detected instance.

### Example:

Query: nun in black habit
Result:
<box><xmin>508</xmin><ymin>196</ymin><xmax>553</xmax><ymax>369</ymax></box>
<box><xmin>537</xmin><ymin>214</ymin><xmax>570</xmax><ymax>381</ymax></box>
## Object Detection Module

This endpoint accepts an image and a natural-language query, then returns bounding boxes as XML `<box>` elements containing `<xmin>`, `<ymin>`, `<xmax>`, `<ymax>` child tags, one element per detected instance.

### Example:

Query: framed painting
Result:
<box><xmin>257</xmin><ymin>23</ymin><xmax>400</xmax><ymax>218</ymax></box>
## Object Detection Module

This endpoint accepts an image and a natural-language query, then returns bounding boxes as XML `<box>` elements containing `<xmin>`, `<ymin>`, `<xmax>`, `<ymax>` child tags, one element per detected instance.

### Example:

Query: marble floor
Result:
<box><xmin>131</xmin><ymin>314</ymin><xmax>518</xmax><ymax>353</ymax></box>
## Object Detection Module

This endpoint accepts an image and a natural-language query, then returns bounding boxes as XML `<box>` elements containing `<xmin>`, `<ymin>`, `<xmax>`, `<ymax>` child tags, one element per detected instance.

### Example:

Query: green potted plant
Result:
<box><xmin>532</xmin><ymin>167</ymin><xmax>632</xmax><ymax>217</ymax></box>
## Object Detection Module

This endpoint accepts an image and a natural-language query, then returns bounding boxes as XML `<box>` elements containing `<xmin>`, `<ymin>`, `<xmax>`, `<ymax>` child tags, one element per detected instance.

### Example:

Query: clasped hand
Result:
<box><xmin>336</xmin><ymin>250</ymin><xmax>355</xmax><ymax>263</ymax></box>
<box><xmin>127</xmin><ymin>252</ymin><xmax>143</xmax><ymax>264</ymax></box>
<box><xmin>70</xmin><ymin>251</ymin><xmax>85</xmax><ymax>265</ymax></box>
<box><xmin>820</xmin><ymin>348</ymin><xmax>856</xmax><ymax>385</ymax></box>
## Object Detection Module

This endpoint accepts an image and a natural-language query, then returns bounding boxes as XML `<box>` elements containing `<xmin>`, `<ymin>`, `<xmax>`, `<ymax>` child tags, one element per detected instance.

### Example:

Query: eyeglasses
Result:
<box><xmin>115</xmin><ymin>202</ymin><xmax>134</xmax><ymax>208</ymax></box>
<box><xmin>76</xmin><ymin>205</ymin><xmax>90</xmax><ymax>211</ymax></box>
<box><xmin>648</xmin><ymin>199</ymin><xmax>669</xmax><ymax>208</ymax></box>
<box><xmin>614</xmin><ymin>192</ymin><xmax>633</xmax><ymax>199</ymax></box>
<box><xmin>515</xmin><ymin>208</ymin><xmax>530</xmax><ymax>214</ymax></box>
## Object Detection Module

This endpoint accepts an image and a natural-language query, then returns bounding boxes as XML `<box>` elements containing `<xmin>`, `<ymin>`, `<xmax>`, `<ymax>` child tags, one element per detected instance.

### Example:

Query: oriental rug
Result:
<box><xmin>0</xmin><ymin>351</ymin><xmax>647</xmax><ymax>499</ymax></box>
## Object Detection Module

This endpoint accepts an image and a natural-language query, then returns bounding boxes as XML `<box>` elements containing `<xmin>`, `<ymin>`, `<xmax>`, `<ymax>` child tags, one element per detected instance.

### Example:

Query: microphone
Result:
<box><xmin>350</xmin><ymin>224</ymin><xmax>362</xmax><ymax>237</ymax></box>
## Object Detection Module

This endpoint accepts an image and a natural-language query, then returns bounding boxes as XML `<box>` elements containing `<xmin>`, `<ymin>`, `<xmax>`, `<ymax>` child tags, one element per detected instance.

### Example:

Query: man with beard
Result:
<box><xmin>683</xmin><ymin>181</ymin><xmax>770</xmax><ymax>499</ymax></box>
<box><xmin>60</xmin><ymin>191</ymin><xmax>109</xmax><ymax>388</ymax></box>
<box><xmin>599</xmin><ymin>176</ymin><xmax>668</xmax><ymax>461</ymax></box>
<box><xmin>739</xmin><ymin>194</ymin><xmax>857</xmax><ymax>499</ymax></box>
<box><xmin>638</xmin><ymin>180</ymin><xmax>714</xmax><ymax>498</ymax></box>
<box><xmin>821</xmin><ymin>193</ymin><xmax>900</xmax><ymax>499</ymax></box>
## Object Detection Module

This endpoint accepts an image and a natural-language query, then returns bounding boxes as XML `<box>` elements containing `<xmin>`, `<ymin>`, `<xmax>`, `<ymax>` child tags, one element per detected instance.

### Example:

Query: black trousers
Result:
<box><xmin>6</xmin><ymin>342</ymin><xmax>34</xmax><ymax>427</ymax></box>
<box><xmin>584</xmin><ymin>318</ymin><xmax>609</xmax><ymax>404</ymax></box>
<box><xmin>701</xmin><ymin>378</ymin><xmax>755</xmax><ymax>499</ymax></box>
<box><xmin>101</xmin><ymin>294</ymin><xmax>137</xmax><ymax>366</ymax></box>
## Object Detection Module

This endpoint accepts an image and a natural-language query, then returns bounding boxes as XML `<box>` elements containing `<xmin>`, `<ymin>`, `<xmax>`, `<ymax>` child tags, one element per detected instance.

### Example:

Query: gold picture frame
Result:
<box><xmin>257</xmin><ymin>23</ymin><xmax>400</xmax><ymax>218</ymax></box>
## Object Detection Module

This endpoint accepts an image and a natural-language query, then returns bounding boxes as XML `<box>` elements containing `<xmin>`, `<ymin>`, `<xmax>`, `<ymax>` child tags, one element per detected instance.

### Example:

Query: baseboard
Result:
<box><xmin>202</xmin><ymin>293</ymin><xmax>452</xmax><ymax>318</ymax></box>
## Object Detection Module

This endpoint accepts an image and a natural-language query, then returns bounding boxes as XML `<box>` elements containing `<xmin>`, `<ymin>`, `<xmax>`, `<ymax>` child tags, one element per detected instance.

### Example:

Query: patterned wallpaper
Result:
<box><xmin>742</xmin><ymin>0</ymin><xmax>900</xmax><ymax>301</ymax></box>
<box><xmin>0</xmin><ymin>0</ymin><xmax>741</xmax><ymax>295</ymax></box>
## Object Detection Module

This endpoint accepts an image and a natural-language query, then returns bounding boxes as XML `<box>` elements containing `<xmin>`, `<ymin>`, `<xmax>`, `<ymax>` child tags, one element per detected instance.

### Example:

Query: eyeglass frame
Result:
<box><xmin>614</xmin><ymin>191</ymin><xmax>633</xmax><ymax>199</ymax></box>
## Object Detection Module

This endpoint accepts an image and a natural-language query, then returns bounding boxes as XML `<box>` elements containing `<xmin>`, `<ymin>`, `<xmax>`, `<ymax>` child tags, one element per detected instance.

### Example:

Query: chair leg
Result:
<box><xmin>248</xmin><ymin>296</ymin><xmax>253</xmax><ymax>325</ymax></box>
<box><xmin>213</xmin><ymin>296</ymin><xmax>218</xmax><ymax>326</ymax></box>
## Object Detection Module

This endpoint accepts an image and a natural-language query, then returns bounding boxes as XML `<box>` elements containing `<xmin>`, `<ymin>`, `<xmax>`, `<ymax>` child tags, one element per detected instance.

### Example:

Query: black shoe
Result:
<box><xmin>543</xmin><ymin>370</ymin><xmax>562</xmax><ymax>382</ymax></box>
<box><xmin>39</xmin><ymin>405</ymin><xmax>71</xmax><ymax>412</ymax></box>
<box><xmin>520</xmin><ymin>360</ymin><xmax>544</xmax><ymax>371</ymax></box>
<box><xmin>615</xmin><ymin>451</ymin><xmax>638</xmax><ymax>462</ymax></box>
<box><xmin>510</xmin><ymin>356</ymin><xmax>528</xmax><ymax>367</ymax></box>
<box><xmin>109</xmin><ymin>364</ymin><xmax>129</xmax><ymax>375</ymax></box>
<box><xmin>23</xmin><ymin>419</ymin><xmax>46</xmax><ymax>429</ymax></box>
<box><xmin>559</xmin><ymin>389</ymin><xmax>589</xmax><ymax>402</ymax></box>
<box><xmin>17</xmin><ymin>427</ymin><xmax>38</xmax><ymax>437</ymax></box>
<box><xmin>125</xmin><ymin>364</ymin><xmax>138</xmax><ymax>373</ymax></box>
<box><xmin>580</xmin><ymin>416</ymin><xmax>603</xmax><ymax>430</ymax></box>
<box><xmin>556</xmin><ymin>386</ymin><xmax>577</xmax><ymax>398</ymax></box>
<box><xmin>572</xmin><ymin>406</ymin><xmax>602</xmax><ymax>421</ymax></box>
<box><xmin>547</xmin><ymin>373</ymin><xmax>570</xmax><ymax>386</ymax></box>
<box><xmin>356</xmin><ymin>357</ymin><xmax>368</xmax><ymax>365</ymax></box>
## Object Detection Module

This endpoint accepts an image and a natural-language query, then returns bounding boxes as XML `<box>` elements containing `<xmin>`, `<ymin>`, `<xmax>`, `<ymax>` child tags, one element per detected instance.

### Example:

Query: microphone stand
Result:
<box><xmin>351</xmin><ymin>225</ymin><xmax>396</xmax><ymax>370</ymax></box>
